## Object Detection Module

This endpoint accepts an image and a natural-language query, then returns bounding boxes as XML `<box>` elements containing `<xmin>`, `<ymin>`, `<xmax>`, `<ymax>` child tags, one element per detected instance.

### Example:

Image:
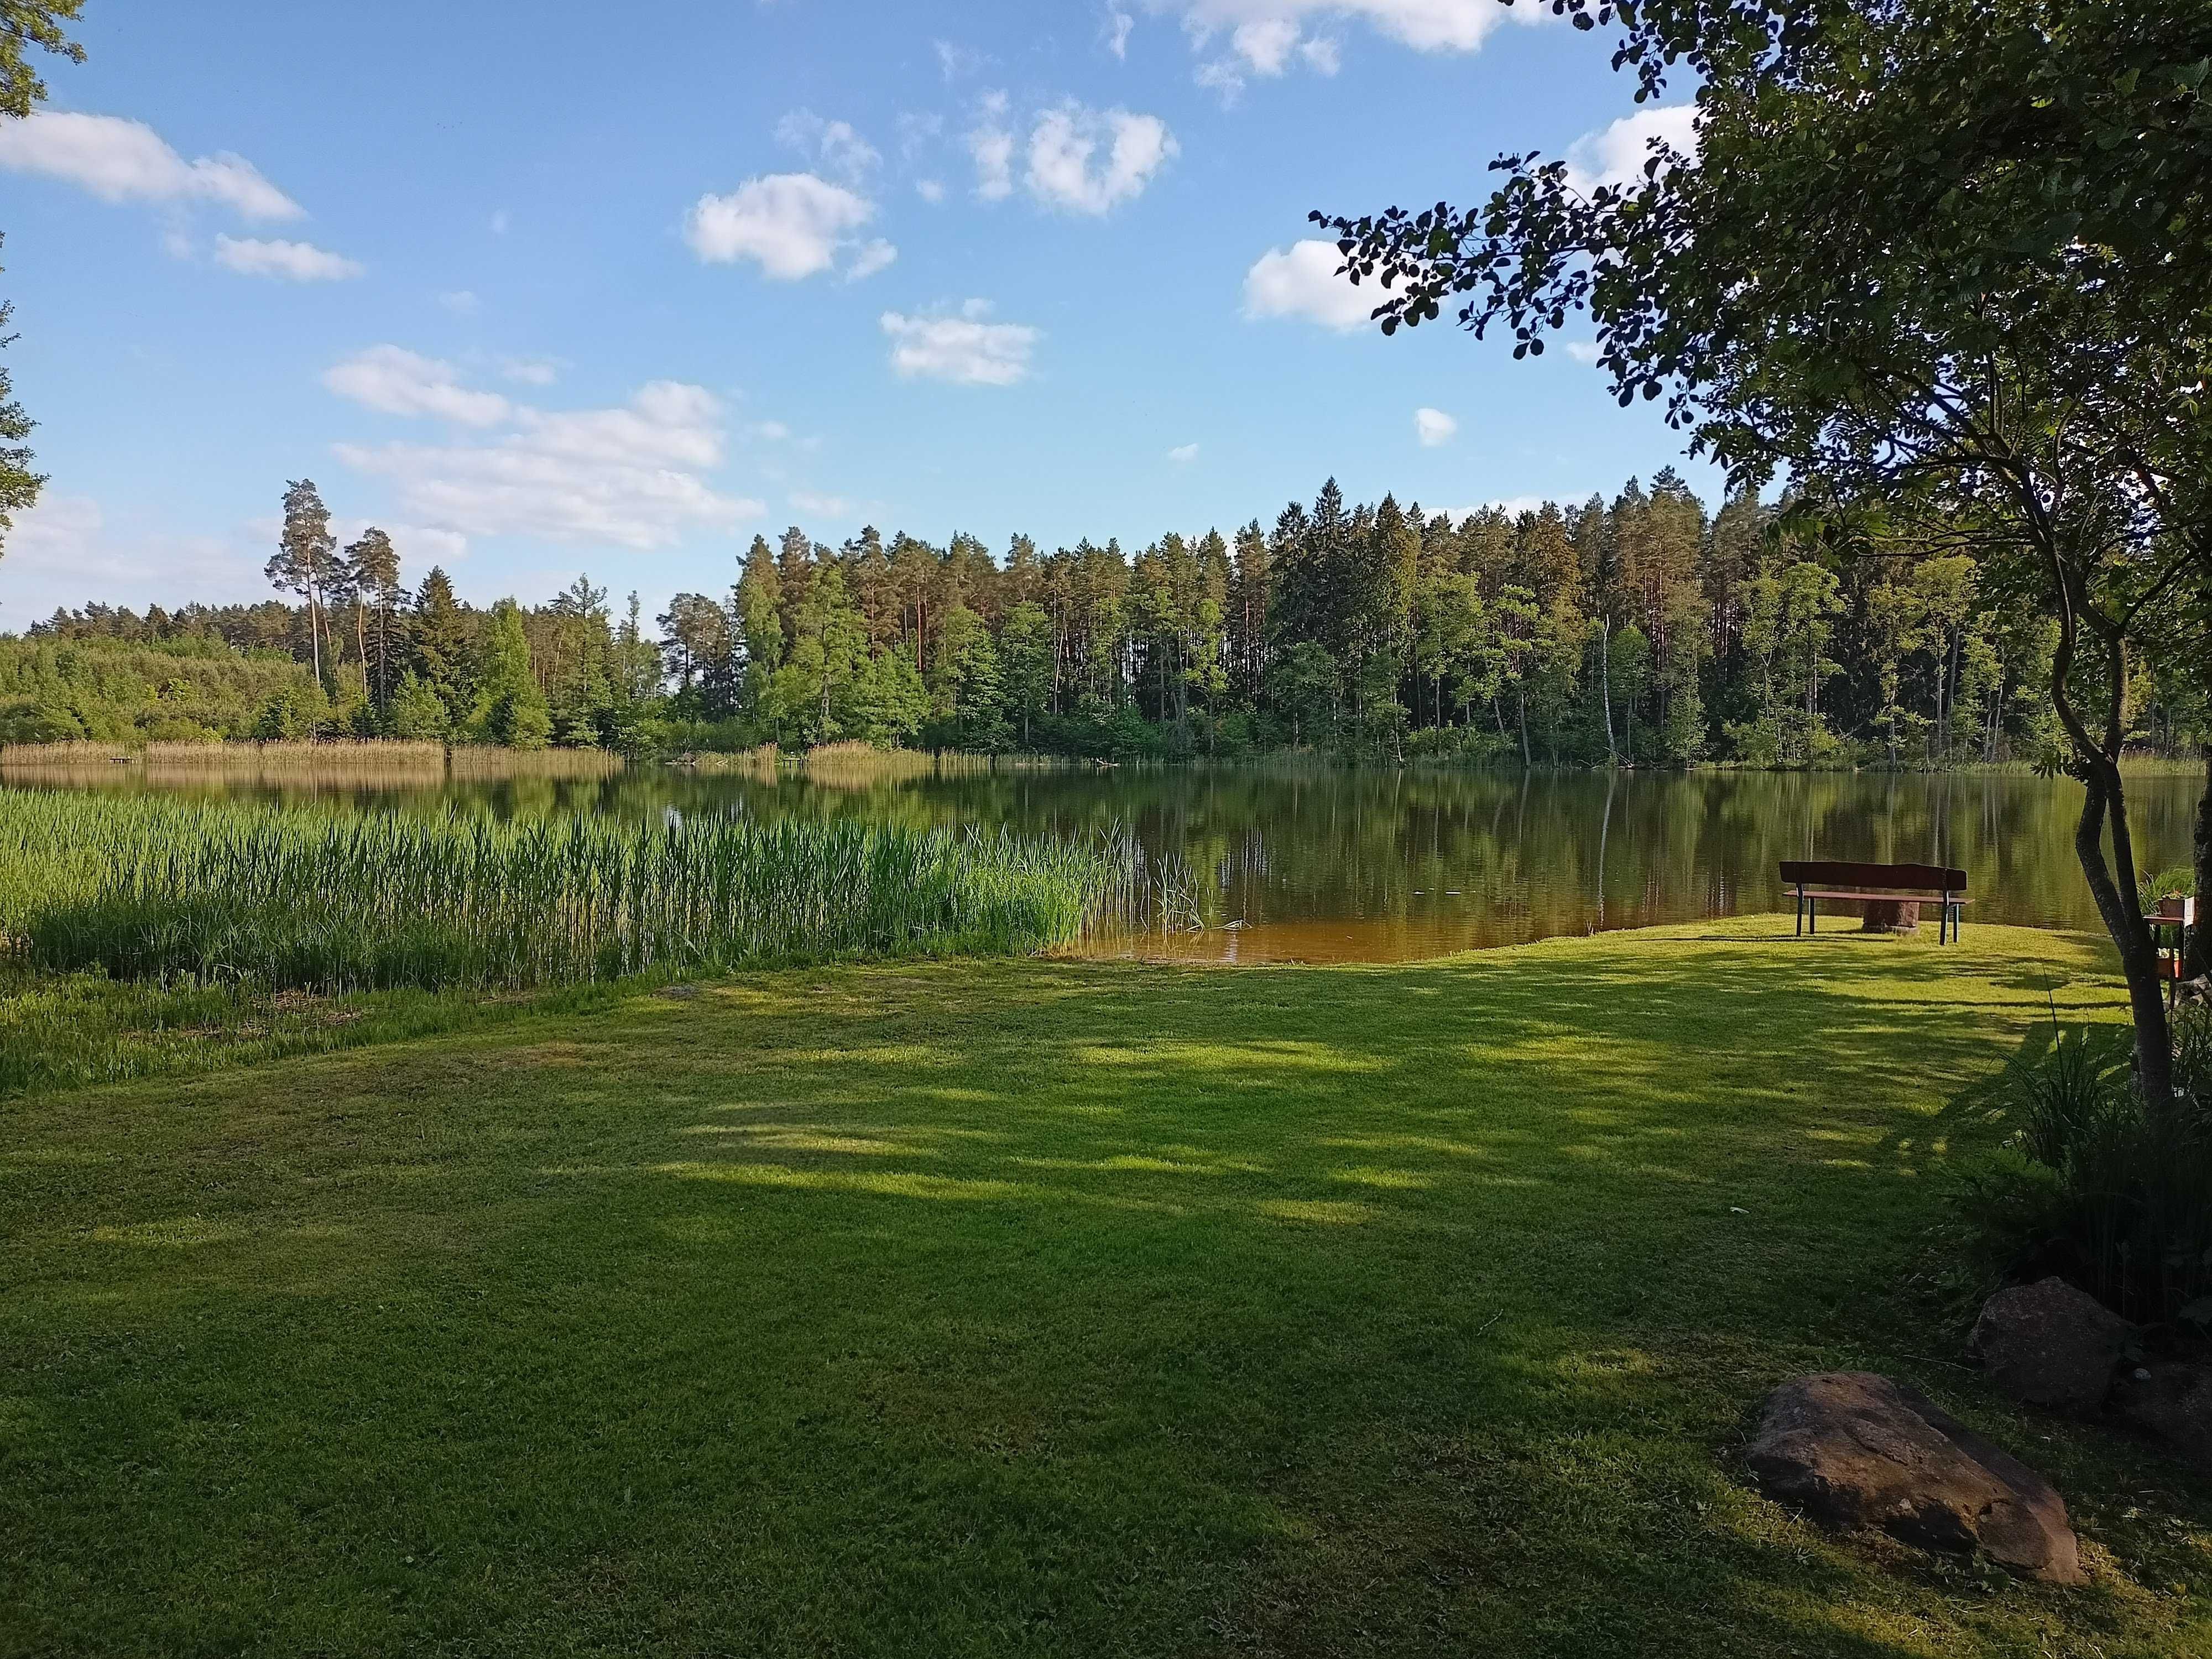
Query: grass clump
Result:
<box><xmin>0</xmin><ymin>789</ymin><xmax>1114</xmax><ymax>993</ymax></box>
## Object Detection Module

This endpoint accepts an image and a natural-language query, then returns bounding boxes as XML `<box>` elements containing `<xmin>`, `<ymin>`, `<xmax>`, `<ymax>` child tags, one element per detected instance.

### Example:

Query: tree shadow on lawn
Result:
<box><xmin>8</xmin><ymin>927</ymin><xmax>2208</xmax><ymax>1657</ymax></box>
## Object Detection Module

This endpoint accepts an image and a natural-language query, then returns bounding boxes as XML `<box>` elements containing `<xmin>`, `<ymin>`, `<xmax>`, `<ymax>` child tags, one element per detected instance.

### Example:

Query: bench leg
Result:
<box><xmin>1795</xmin><ymin>892</ymin><xmax>1804</xmax><ymax>937</ymax></box>
<box><xmin>1809</xmin><ymin>898</ymin><xmax>1817</xmax><ymax>935</ymax></box>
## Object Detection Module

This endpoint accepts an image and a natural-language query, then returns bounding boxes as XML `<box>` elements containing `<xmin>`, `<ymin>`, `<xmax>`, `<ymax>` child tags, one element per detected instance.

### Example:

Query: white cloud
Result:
<box><xmin>500</xmin><ymin>356</ymin><xmax>564</xmax><ymax>386</ymax></box>
<box><xmin>1194</xmin><ymin>21</ymin><xmax>1339</xmax><ymax>98</ymax></box>
<box><xmin>3</xmin><ymin>491</ymin><xmax>102</xmax><ymax>564</ymax></box>
<box><xmin>1564</xmin><ymin>104</ymin><xmax>1700</xmax><ymax>195</ymax></box>
<box><xmin>213</xmin><ymin>235</ymin><xmax>364</xmax><ymax>282</ymax></box>
<box><xmin>1242</xmin><ymin>239</ymin><xmax>1373</xmax><ymax>332</ymax></box>
<box><xmin>1415</xmin><ymin>406</ymin><xmax>1457</xmax><ymax>447</ymax></box>
<box><xmin>968</xmin><ymin>94</ymin><xmax>1016</xmax><ymax>200</ymax></box>
<box><xmin>440</xmin><ymin>289</ymin><xmax>481</xmax><ymax>314</ymax></box>
<box><xmin>1486</xmin><ymin>495</ymin><xmax>1548</xmax><ymax>518</ymax></box>
<box><xmin>1165</xmin><ymin>2</ymin><xmax>1548</xmax><ymax>94</ymax></box>
<box><xmin>1170</xmin><ymin>0</ymin><xmax>1526</xmax><ymax>56</ymax></box>
<box><xmin>790</xmin><ymin>491</ymin><xmax>854</xmax><ymax>517</ymax></box>
<box><xmin>897</xmin><ymin>112</ymin><xmax>945</xmax><ymax>162</ymax></box>
<box><xmin>748</xmin><ymin>420</ymin><xmax>791</xmax><ymax>441</ymax></box>
<box><xmin>1025</xmin><ymin>105</ymin><xmax>1176</xmax><ymax>215</ymax></box>
<box><xmin>1564</xmin><ymin>340</ymin><xmax>1601</xmax><ymax>365</ymax></box>
<box><xmin>1233</xmin><ymin>18</ymin><xmax>1302</xmax><ymax>72</ymax></box>
<box><xmin>1105</xmin><ymin>6</ymin><xmax>1136</xmax><ymax>56</ymax></box>
<box><xmin>685</xmin><ymin>172</ymin><xmax>877</xmax><ymax>280</ymax></box>
<box><xmin>935</xmin><ymin>40</ymin><xmax>987</xmax><ymax>80</ymax></box>
<box><xmin>489</xmin><ymin>209</ymin><xmax>510</xmax><ymax>234</ymax></box>
<box><xmin>1167</xmin><ymin>442</ymin><xmax>1199</xmax><ymax>464</ymax></box>
<box><xmin>0</xmin><ymin>494</ymin><xmax>260</xmax><ymax>615</ymax></box>
<box><xmin>0</xmin><ymin>111</ymin><xmax>301</xmax><ymax>220</ymax></box>
<box><xmin>324</xmin><ymin>346</ymin><xmax>514</xmax><ymax>427</ymax></box>
<box><xmin>331</xmin><ymin>516</ymin><xmax>471</xmax><ymax>568</ymax></box>
<box><xmin>333</xmin><ymin>377</ymin><xmax>757</xmax><ymax>551</ymax></box>
<box><xmin>916</xmin><ymin>177</ymin><xmax>947</xmax><ymax>204</ymax></box>
<box><xmin>1194</xmin><ymin>59</ymin><xmax>1248</xmax><ymax>105</ymax></box>
<box><xmin>774</xmin><ymin>109</ymin><xmax>881</xmax><ymax>183</ymax></box>
<box><xmin>844</xmin><ymin>237</ymin><xmax>899</xmax><ymax>281</ymax></box>
<box><xmin>881</xmin><ymin>302</ymin><xmax>1040</xmax><ymax>387</ymax></box>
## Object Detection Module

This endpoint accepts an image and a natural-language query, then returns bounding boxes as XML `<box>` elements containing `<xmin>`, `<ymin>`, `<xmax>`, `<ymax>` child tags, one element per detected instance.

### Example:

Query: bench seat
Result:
<box><xmin>1783</xmin><ymin>889</ymin><xmax>1975</xmax><ymax>905</ymax></box>
<box><xmin>1780</xmin><ymin>859</ymin><xmax>1971</xmax><ymax>943</ymax></box>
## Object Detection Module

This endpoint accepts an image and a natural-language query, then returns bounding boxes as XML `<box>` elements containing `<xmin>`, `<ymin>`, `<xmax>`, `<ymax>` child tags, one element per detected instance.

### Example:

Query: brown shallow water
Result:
<box><xmin>9</xmin><ymin>761</ymin><xmax>2198</xmax><ymax>964</ymax></box>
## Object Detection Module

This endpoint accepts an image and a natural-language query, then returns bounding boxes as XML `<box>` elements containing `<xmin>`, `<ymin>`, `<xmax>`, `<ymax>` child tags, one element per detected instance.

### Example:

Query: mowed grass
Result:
<box><xmin>6</xmin><ymin>920</ymin><xmax>2211</xmax><ymax>1657</ymax></box>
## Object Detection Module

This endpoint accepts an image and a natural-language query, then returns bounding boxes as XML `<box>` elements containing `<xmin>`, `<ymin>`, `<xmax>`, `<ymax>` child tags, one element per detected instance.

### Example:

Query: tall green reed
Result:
<box><xmin>0</xmin><ymin>790</ymin><xmax>1114</xmax><ymax>993</ymax></box>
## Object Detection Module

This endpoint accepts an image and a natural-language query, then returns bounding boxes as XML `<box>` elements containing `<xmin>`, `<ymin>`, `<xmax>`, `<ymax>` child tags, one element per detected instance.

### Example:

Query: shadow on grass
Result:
<box><xmin>3</xmin><ymin>925</ymin><xmax>2203</xmax><ymax>1657</ymax></box>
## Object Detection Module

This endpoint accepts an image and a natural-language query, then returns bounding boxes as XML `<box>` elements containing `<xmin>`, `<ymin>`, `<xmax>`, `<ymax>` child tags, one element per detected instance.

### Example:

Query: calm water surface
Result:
<box><xmin>14</xmin><ymin>762</ymin><xmax>2198</xmax><ymax>964</ymax></box>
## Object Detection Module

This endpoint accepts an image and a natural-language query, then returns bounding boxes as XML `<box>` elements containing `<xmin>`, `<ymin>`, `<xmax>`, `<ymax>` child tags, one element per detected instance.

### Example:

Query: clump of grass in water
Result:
<box><xmin>0</xmin><ymin>790</ymin><xmax>1116</xmax><ymax>994</ymax></box>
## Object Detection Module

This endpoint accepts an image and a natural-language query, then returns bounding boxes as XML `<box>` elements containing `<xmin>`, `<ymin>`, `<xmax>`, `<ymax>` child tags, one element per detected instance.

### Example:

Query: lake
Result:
<box><xmin>9</xmin><ymin>759</ymin><xmax>2198</xmax><ymax>964</ymax></box>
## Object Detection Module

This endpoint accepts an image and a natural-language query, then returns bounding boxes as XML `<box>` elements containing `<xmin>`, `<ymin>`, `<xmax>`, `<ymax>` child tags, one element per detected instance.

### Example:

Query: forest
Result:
<box><xmin>10</xmin><ymin>472</ymin><xmax>2208</xmax><ymax>766</ymax></box>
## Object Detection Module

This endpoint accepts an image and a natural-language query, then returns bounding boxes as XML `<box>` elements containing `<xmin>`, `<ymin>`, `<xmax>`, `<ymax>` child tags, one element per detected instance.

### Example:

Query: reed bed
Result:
<box><xmin>680</xmin><ymin>744</ymin><xmax>780</xmax><ymax>779</ymax></box>
<box><xmin>1</xmin><ymin>740</ymin><xmax>632</xmax><ymax>780</ymax></box>
<box><xmin>0</xmin><ymin>790</ymin><xmax>1114</xmax><ymax>993</ymax></box>
<box><xmin>148</xmin><ymin>739</ymin><xmax>450</xmax><ymax>771</ymax></box>
<box><xmin>801</xmin><ymin>741</ymin><xmax>940</xmax><ymax>786</ymax></box>
<box><xmin>0</xmin><ymin>740</ymin><xmax>139</xmax><ymax>769</ymax></box>
<box><xmin>797</xmin><ymin>744</ymin><xmax>1080</xmax><ymax>786</ymax></box>
<box><xmin>446</xmin><ymin>745</ymin><xmax>625</xmax><ymax>779</ymax></box>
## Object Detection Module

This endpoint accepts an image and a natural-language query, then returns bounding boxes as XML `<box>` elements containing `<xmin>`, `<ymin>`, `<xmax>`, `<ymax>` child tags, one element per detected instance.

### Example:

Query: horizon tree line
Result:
<box><xmin>14</xmin><ymin>473</ymin><xmax>2208</xmax><ymax>770</ymax></box>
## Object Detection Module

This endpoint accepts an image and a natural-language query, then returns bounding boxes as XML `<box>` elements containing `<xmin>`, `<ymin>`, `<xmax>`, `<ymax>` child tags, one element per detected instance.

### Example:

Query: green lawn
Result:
<box><xmin>5</xmin><ymin>919</ymin><xmax>2210</xmax><ymax>1657</ymax></box>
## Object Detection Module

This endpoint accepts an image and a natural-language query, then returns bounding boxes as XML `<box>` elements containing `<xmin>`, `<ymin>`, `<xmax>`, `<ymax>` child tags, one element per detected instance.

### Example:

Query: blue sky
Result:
<box><xmin>0</xmin><ymin>0</ymin><xmax>1713</xmax><ymax>625</ymax></box>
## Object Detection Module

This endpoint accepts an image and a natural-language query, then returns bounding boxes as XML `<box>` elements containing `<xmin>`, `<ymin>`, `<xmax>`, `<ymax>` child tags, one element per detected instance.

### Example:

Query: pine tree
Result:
<box><xmin>269</xmin><ymin>480</ymin><xmax>337</xmax><ymax>684</ymax></box>
<box><xmin>410</xmin><ymin>566</ymin><xmax>474</xmax><ymax>725</ymax></box>
<box><xmin>1228</xmin><ymin>520</ymin><xmax>1271</xmax><ymax>709</ymax></box>
<box><xmin>343</xmin><ymin>528</ymin><xmax>403</xmax><ymax>705</ymax></box>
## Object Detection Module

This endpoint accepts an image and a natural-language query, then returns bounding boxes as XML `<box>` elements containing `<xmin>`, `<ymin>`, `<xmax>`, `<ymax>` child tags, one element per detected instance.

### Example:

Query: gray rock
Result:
<box><xmin>2111</xmin><ymin>1361</ymin><xmax>2212</xmax><ymax>1469</ymax></box>
<box><xmin>1746</xmin><ymin>1371</ymin><xmax>2084</xmax><ymax>1583</ymax></box>
<box><xmin>1968</xmin><ymin>1276</ymin><xmax>2132</xmax><ymax>1415</ymax></box>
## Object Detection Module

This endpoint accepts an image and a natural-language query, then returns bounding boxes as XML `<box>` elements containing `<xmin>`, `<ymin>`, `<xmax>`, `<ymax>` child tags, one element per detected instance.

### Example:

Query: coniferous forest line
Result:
<box><xmin>8</xmin><ymin>473</ymin><xmax>2207</xmax><ymax>767</ymax></box>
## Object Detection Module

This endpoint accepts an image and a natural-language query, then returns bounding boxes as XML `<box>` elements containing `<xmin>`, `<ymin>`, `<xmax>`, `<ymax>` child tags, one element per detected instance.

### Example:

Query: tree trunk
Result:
<box><xmin>1860</xmin><ymin>899</ymin><xmax>1920</xmax><ymax>935</ymax></box>
<box><xmin>2049</xmin><ymin>607</ymin><xmax>2174</xmax><ymax>1104</ymax></box>
<box><xmin>1599</xmin><ymin>617</ymin><xmax>1617</xmax><ymax>764</ymax></box>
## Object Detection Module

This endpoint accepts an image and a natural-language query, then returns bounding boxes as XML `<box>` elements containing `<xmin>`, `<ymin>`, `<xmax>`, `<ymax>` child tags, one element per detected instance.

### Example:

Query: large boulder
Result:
<box><xmin>2111</xmin><ymin>1362</ymin><xmax>2212</xmax><ymax>1469</ymax></box>
<box><xmin>1746</xmin><ymin>1371</ymin><xmax>2084</xmax><ymax>1583</ymax></box>
<box><xmin>1968</xmin><ymin>1277</ymin><xmax>2133</xmax><ymax>1415</ymax></box>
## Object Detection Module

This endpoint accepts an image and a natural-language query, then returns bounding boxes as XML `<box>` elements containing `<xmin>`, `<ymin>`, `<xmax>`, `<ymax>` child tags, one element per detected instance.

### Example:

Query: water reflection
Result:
<box><xmin>8</xmin><ymin>762</ymin><xmax>2196</xmax><ymax>964</ymax></box>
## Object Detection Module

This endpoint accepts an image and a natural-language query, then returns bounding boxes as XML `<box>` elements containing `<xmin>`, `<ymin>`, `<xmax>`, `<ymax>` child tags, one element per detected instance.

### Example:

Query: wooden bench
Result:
<box><xmin>1781</xmin><ymin>860</ymin><xmax>1971</xmax><ymax>944</ymax></box>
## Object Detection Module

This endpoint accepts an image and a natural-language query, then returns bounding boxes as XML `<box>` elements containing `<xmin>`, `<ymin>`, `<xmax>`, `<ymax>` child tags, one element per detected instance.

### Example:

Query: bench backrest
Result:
<box><xmin>1781</xmin><ymin>860</ymin><xmax>1969</xmax><ymax>894</ymax></box>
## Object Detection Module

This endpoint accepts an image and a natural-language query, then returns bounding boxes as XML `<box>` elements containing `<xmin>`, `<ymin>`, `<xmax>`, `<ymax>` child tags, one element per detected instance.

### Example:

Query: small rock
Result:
<box><xmin>2111</xmin><ymin>1362</ymin><xmax>2212</xmax><ymax>1469</ymax></box>
<box><xmin>1746</xmin><ymin>1371</ymin><xmax>2084</xmax><ymax>1584</ymax></box>
<box><xmin>1968</xmin><ymin>1276</ymin><xmax>2132</xmax><ymax>1415</ymax></box>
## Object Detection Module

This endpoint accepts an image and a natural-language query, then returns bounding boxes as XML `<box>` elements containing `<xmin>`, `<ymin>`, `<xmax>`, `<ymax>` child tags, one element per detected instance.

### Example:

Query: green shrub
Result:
<box><xmin>1973</xmin><ymin>1008</ymin><xmax>2212</xmax><ymax>1326</ymax></box>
